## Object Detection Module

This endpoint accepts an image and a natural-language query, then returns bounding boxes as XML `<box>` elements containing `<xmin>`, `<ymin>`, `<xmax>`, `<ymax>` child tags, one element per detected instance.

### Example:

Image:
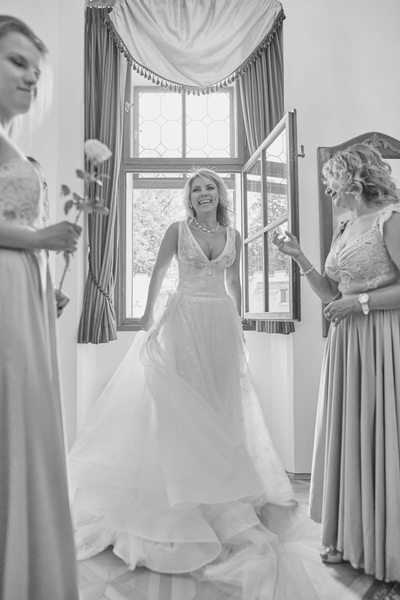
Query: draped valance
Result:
<box><xmin>106</xmin><ymin>0</ymin><xmax>284</xmax><ymax>93</ymax></box>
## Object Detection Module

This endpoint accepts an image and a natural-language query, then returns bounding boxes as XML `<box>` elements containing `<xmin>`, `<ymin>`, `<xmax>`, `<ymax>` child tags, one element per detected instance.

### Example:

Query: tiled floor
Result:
<box><xmin>78</xmin><ymin>480</ymin><xmax>376</xmax><ymax>600</ymax></box>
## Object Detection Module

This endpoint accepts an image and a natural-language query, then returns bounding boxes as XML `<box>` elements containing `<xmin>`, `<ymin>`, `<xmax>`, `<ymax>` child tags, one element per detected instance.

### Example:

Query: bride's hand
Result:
<box><xmin>138</xmin><ymin>314</ymin><xmax>153</xmax><ymax>330</ymax></box>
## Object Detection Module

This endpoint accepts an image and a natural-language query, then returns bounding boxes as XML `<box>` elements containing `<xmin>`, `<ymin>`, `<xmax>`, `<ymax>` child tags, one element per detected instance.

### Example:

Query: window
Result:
<box><xmin>117</xmin><ymin>78</ymin><xmax>244</xmax><ymax>330</ymax></box>
<box><xmin>241</xmin><ymin>111</ymin><xmax>300</xmax><ymax>321</ymax></box>
<box><xmin>117</xmin><ymin>77</ymin><xmax>300</xmax><ymax>331</ymax></box>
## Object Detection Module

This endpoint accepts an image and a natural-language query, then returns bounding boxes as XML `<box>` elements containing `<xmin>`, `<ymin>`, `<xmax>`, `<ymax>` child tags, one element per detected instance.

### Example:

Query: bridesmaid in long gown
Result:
<box><xmin>0</xmin><ymin>16</ymin><xmax>81</xmax><ymax>600</ymax></box>
<box><xmin>69</xmin><ymin>169</ymin><xmax>322</xmax><ymax>600</ymax></box>
<box><xmin>273</xmin><ymin>143</ymin><xmax>400</xmax><ymax>582</ymax></box>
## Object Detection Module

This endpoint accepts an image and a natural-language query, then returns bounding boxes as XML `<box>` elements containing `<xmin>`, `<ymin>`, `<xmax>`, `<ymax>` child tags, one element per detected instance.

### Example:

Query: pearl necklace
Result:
<box><xmin>193</xmin><ymin>217</ymin><xmax>220</xmax><ymax>234</ymax></box>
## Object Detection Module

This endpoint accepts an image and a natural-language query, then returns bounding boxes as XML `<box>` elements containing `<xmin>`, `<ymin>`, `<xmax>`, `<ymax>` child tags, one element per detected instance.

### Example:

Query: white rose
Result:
<box><xmin>84</xmin><ymin>139</ymin><xmax>112</xmax><ymax>163</ymax></box>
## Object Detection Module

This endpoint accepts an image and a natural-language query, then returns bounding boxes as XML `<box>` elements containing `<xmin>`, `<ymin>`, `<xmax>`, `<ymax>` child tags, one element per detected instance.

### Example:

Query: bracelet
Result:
<box><xmin>300</xmin><ymin>265</ymin><xmax>314</xmax><ymax>276</ymax></box>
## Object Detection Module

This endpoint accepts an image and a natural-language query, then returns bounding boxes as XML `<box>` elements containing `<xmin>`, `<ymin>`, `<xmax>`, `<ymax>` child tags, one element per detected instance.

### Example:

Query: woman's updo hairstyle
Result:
<box><xmin>183</xmin><ymin>168</ymin><xmax>232</xmax><ymax>225</ymax></box>
<box><xmin>322</xmin><ymin>143</ymin><xmax>398</xmax><ymax>203</ymax></box>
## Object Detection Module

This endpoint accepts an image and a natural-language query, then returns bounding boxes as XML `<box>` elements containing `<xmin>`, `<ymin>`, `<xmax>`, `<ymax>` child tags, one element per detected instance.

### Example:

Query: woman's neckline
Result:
<box><xmin>335</xmin><ymin>203</ymin><xmax>397</xmax><ymax>254</ymax></box>
<box><xmin>185</xmin><ymin>221</ymin><xmax>228</xmax><ymax>262</ymax></box>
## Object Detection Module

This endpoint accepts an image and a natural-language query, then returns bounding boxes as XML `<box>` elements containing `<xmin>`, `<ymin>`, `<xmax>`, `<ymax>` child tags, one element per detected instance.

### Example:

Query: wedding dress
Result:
<box><xmin>69</xmin><ymin>221</ymin><xmax>320</xmax><ymax>599</ymax></box>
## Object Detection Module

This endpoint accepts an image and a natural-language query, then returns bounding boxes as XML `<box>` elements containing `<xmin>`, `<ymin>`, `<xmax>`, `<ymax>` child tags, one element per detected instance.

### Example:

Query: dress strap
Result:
<box><xmin>375</xmin><ymin>203</ymin><xmax>400</xmax><ymax>236</ymax></box>
<box><xmin>177</xmin><ymin>220</ymin><xmax>187</xmax><ymax>259</ymax></box>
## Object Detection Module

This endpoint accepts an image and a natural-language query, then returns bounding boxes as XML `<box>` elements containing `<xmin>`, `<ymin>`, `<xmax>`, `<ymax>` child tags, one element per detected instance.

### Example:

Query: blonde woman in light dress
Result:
<box><xmin>274</xmin><ymin>143</ymin><xmax>400</xmax><ymax>582</ymax></box>
<box><xmin>0</xmin><ymin>15</ymin><xmax>80</xmax><ymax>600</ymax></box>
<box><xmin>68</xmin><ymin>168</ymin><xmax>328</xmax><ymax>600</ymax></box>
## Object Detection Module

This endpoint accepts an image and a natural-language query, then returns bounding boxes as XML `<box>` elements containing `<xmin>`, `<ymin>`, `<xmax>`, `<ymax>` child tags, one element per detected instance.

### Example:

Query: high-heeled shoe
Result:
<box><xmin>320</xmin><ymin>547</ymin><xmax>344</xmax><ymax>564</ymax></box>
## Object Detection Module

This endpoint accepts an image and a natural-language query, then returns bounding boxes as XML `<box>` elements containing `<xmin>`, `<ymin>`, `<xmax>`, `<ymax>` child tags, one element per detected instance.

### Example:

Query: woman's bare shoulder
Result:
<box><xmin>383</xmin><ymin>206</ymin><xmax>400</xmax><ymax>233</ymax></box>
<box><xmin>231</xmin><ymin>227</ymin><xmax>241</xmax><ymax>241</ymax></box>
<box><xmin>167</xmin><ymin>221</ymin><xmax>181</xmax><ymax>230</ymax></box>
<box><xmin>164</xmin><ymin>221</ymin><xmax>181</xmax><ymax>237</ymax></box>
<box><xmin>0</xmin><ymin>136</ymin><xmax>22</xmax><ymax>169</ymax></box>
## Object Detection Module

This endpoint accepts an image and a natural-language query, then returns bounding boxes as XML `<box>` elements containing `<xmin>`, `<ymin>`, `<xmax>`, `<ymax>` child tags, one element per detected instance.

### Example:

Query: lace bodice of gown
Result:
<box><xmin>177</xmin><ymin>221</ymin><xmax>236</xmax><ymax>297</ymax></box>
<box><xmin>325</xmin><ymin>203</ymin><xmax>400</xmax><ymax>294</ymax></box>
<box><xmin>0</xmin><ymin>158</ymin><xmax>41</xmax><ymax>226</ymax></box>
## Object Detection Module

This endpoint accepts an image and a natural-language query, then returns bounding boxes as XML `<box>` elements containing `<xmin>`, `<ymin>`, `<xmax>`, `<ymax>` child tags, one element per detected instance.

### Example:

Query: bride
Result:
<box><xmin>69</xmin><ymin>169</ymin><xmax>319</xmax><ymax>599</ymax></box>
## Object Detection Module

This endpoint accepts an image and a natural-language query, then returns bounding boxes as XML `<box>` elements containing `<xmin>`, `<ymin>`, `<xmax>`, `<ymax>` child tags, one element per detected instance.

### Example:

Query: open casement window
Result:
<box><xmin>241</xmin><ymin>110</ymin><xmax>300</xmax><ymax>325</ymax></box>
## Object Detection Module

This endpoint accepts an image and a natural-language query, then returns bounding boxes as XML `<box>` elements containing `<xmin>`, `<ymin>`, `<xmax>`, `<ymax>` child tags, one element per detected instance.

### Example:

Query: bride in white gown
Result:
<box><xmin>69</xmin><ymin>169</ymin><xmax>320</xmax><ymax>599</ymax></box>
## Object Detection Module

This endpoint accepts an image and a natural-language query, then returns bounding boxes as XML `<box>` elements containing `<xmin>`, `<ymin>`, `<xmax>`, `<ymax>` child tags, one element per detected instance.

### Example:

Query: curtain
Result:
<box><xmin>106</xmin><ymin>0</ymin><xmax>284</xmax><ymax>93</ymax></box>
<box><xmin>77</xmin><ymin>7</ymin><xmax>127</xmax><ymax>343</ymax></box>
<box><xmin>238</xmin><ymin>23</ymin><xmax>284</xmax><ymax>156</ymax></box>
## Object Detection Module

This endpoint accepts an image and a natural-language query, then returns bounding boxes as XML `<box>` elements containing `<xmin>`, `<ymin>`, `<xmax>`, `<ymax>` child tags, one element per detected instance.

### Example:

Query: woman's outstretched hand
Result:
<box><xmin>37</xmin><ymin>221</ymin><xmax>82</xmax><ymax>252</ymax></box>
<box><xmin>271</xmin><ymin>230</ymin><xmax>302</xmax><ymax>258</ymax></box>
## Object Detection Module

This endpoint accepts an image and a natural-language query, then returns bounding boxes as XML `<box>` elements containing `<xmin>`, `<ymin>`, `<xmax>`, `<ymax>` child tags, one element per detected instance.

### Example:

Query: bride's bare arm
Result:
<box><xmin>226</xmin><ymin>229</ymin><xmax>242</xmax><ymax>315</ymax></box>
<box><xmin>139</xmin><ymin>222</ymin><xmax>179</xmax><ymax>329</ymax></box>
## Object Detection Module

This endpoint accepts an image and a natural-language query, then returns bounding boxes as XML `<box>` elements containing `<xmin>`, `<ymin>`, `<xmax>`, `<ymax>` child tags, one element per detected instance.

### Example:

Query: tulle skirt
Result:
<box><xmin>69</xmin><ymin>291</ymin><xmax>320</xmax><ymax>599</ymax></box>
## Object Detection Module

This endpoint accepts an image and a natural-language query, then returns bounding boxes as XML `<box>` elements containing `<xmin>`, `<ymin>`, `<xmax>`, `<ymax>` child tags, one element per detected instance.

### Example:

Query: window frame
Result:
<box><xmin>241</xmin><ymin>110</ymin><xmax>301</xmax><ymax>321</ymax></box>
<box><xmin>123</xmin><ymin>82</ymin><xmax>245</xmax><ymax>170</ymax></box>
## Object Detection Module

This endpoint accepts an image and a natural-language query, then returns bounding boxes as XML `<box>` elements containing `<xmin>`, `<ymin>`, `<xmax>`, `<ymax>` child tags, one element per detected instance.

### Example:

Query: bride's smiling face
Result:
<box><xmin>190</xmin><ymin>176</ymin><xmax>219</xmax><ymax>216</ymax></box>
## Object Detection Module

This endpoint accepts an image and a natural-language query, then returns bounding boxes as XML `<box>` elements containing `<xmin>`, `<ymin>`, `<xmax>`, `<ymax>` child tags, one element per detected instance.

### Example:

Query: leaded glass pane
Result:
<box><xmin>265</xmin><ymin>129</ymin><xmax>288</xmax><ymax>225</ymax></box>
<box><xmin>138</xmin><ymin>92</ymin><xmax>182</xmax><ymax>158</ymax></box>
<box><xmin>247</xmin><ymin>235</ymin><xmax>264</xmax><ymax>313</ymax></box>
<box><xmin>246</xmin><ymin>157</ymin><xmax>262</xmax><ymax>238</ymax></box>
<box><xmin>268</xmin><ymin>222</ymin><xmax>290</xmax><ymax>313</ymax></box>
<box><xmin>186</xmin><ymin>92</ymin><xmax>231</xmax><ymax>157</ymax></box>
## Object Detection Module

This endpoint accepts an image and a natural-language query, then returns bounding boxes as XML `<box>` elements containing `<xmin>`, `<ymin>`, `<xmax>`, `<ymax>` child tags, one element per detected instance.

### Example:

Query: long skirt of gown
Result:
<box><xmin>69</xmin><ymin>291</ymin><xmax>321</xmax><ymax>599</ymax></box>
<box><xmin>309</xmin><ymin>309</ymin><xmax>400</xmax><ymax>582</ymax></box>
<box><xmin>0</xmin><ymin>248</ymin><xmax>79</xmax><ymax>600</ymax></box>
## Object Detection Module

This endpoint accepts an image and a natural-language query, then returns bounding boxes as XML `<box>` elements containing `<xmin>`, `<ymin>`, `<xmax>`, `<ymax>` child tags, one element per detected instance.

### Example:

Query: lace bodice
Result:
<box><xmin>0</xmin><ymin>158</ymin><xmax>41</xmax><ymax>226</ymax></box>
<box><xmin>325</xmin><ymin>204</ymin><xmax>400</xmax><ymax>294</ymax></box>
<box><xmin>177</xmin><ymin>221</ymin><xmax>236</xmax><ymax>297</ymax></box>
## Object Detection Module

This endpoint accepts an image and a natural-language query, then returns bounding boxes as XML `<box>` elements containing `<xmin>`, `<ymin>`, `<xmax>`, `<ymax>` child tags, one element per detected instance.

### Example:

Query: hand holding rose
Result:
<box><xmin>55</xmin><ymin>139</ymin><xmax>111</xmax><ymax>316</ymax></box>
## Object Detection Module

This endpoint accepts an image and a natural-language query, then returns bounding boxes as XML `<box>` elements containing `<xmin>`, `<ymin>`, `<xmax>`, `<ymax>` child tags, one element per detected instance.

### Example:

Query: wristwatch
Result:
<box><xmin>357</xmin><ymin>293</ymin><xmax>370</xmax><ymax>315</ymax></box>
